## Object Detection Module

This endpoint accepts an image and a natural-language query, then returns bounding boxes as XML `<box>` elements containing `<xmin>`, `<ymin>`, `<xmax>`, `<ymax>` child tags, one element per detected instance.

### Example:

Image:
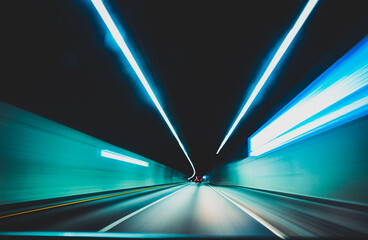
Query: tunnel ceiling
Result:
<box><xmin>1</xmin><ymin>0</ymin><xmax>368</xmax><ymax>175</ymax></box>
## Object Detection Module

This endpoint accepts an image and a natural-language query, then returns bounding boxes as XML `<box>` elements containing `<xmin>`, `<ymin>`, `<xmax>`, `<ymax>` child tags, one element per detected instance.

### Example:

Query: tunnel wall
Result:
<box><xmin>0</xmin><ymin>101</ymin><xmax>186</xmax><ymax>205</ymax></box>
<box><xmin>208</xmin><ymin>115</ymin><xmax>368</xmax><ymax>205</ymax></box>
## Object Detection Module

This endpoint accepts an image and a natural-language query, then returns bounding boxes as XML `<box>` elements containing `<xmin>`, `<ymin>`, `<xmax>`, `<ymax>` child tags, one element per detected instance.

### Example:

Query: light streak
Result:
<box><xmin>217</xmin><ymin>0</ymin><xmax>319</xmax><ymax>154</ymax></box>
<box><xmin>249</xmin><ymin>36</ymin><xmax>368</xmax><ymax>156</ymax></box>
<box><xmin>101</xmin><ymin>149</ymin><xmax>149</xmax><ymax>167</ymax></box>
<box><xmin>91</xmin><ymin>0</ymin><xmax>195</xmax><ymax>178</ymax></box>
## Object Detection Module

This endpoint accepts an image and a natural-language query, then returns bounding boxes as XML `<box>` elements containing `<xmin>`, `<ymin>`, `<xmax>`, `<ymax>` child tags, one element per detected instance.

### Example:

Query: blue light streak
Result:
<box><xmin>101</xmin><ymin>150</ymin><xmax>149</xmax><ymax>167</ymax></box>
<box><xmin>216</xmin><ymin>0</ymin><xmax>319</xmax><ymax>154</ymax></box>
<box><xmin>249</xmin><ymin>35</ymin><xmax>368</xmax><ymax>157</ymax></box>
<box><xmin>91</xmin><ymin>0</ymin><xmax>195</xmax><ymax>178</ymax></box>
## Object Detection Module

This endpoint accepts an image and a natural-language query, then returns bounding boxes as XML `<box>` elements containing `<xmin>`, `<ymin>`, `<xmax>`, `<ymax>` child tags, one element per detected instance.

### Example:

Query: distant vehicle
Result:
<box><xmin>194</xmin><ymin>176</ymin><xmax>202</xmax><ymax>183</ymax></box>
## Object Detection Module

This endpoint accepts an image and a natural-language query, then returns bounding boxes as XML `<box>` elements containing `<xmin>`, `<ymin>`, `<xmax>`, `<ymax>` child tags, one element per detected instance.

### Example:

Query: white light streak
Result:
<box><xmin>91</xmin><ymin>0</ymin><xmax>195</xmax><ymax>178</ymax></box>
<box><xmin>217</xmin><ymin>0</ymin><xmax>319</xmax><ymax>154</ymax></box>
<box><xmin>101</xmin><ymin>150</ymin><xmax>149</xmax><ymax>167</ymax></box>
<box><xmin>249</xmin><ymin>36</ymin><xmax>368</xmax><ymax>156</ymax></box>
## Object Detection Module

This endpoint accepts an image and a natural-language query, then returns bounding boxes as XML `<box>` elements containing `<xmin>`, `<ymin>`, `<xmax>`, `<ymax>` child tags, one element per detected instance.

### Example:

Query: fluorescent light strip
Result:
<box><xmin>251</xmin><ymin>96</ymin><xmax>368</xmax><ymax>156</ymax></box>
<box><xmin>216</xmin><ymin>0</ymin><xmax>319</xmax><ymax>154</ymax></box>
<box><xmin>91</xmin><ymin>0</ymin><xmax>195</xmax><ymax>178</ymax></box>
<box><xmin>249</xmin><ymin>36</ymin><xmax>368</xmax><ymax>156</ymax></box>
<box><xmin>250</xmin><ymin>68</ymin><xmax>368</xmax><ymax>151</ymax></box>
<box><xmin>101</xmin><ymin>150</ymin><xmax>149</xmax><ymax>167</ymax></box>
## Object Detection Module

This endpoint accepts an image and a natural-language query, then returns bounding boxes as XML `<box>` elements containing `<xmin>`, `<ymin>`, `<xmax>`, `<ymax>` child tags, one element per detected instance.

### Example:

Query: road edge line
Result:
<box><xmin>208</xmin><ymin>184</ymin><xmax>286</xmax><ymax>239</ymax></box>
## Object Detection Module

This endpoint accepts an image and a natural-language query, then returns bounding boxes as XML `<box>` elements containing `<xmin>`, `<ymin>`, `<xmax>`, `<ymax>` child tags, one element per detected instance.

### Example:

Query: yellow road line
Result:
<box><xmin>0</xmin><ymin>183</ymin><xmax>182</xmax><ymax>219</ymax></box>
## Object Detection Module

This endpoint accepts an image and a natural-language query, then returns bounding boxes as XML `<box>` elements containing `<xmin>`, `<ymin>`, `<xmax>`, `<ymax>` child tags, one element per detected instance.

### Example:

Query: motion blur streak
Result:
<box><xmin>0</xmin><ymin>101</ymin><xmax>186</xmax><ymax>205</ymax></box>
<box><xmin>0</xmin><ymin>184</ymin><xmax>276</xmax><ymax>237</ymax></box>
<box><xmin>216</xmin><ymin>0</ymin><xmax>318</xmax><ymax>154</ymax></box>
<box><xmin>90</xmin><ymin>0</ymin><xmax>195</xmax><ymax>178</ymax></box>
<box><xmin>208</xmin><ymin>185</ymin><xmax>285</xmax><ymax>239</ymax></box>
<box><xmin>0</xmin><ymin>184</ymin><xmax>177</xmax><ymax>220</ymax></box>
<box><xmin>212</xmin><ymin>186</ymin><xmax>368</xmax><ymax>237</ymax></box>
<box><xmin>103</xmin><ymin>184</ymin><xmax>276</xmax><ymax>237</ymax></box>
<box><xmin>99</xmin><ymin>185</ymin><xmax>187</xmax><ymax>232</ymax></box>
<box><xmin>250</xmin><ymin>35</ymin><xmax>368</xmax><ymax>156</ymax></box>
<box><xmin>1</xmin><ymin>184</ymin><xmax>366</xmax><ymax>237</ymax></box>
<box><xmin>101</xmin><ymin>150</ymin><xmax>149</xmax><ymax>167</ymax></box>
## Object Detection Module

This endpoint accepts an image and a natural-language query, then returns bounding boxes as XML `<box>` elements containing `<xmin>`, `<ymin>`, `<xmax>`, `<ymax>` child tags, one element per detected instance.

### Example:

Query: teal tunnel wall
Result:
<box><xmin>0</xmin><ymin>101</ymin><xmax>186</xmax><ymax>205</ymax></box>
<box><xmin>208</xmin><ymin>115</ymin><xmax>368</xmax><ymax>205</ymax></box>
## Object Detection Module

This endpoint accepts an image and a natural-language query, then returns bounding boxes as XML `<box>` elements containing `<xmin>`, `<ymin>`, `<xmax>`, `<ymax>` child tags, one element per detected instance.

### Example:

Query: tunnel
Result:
<box><xmin>1</xmin><ymin>0</ymin><xmax>368</xmax><ymax>239</ymax></box>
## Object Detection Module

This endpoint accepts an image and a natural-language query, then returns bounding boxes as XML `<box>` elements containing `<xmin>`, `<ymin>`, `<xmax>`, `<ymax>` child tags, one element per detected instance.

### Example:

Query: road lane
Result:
<box><xmin>107</xmin><ymin>183</ymin><xmax>276</xmax><ymax>237</ymax></box>
<box><xmin>213</xmin><ymin>185</ymin><xmax>368</xmax><ymax>237</ymax></box>
<box><xmin>99</xmin><ymin>186</ymin><xmax>187</xmax><ymax>232</ymax></box>
<box><xmin>209</xmin><ymin>185</ymin><xmax>285</xmax><ymax>238</ymax></box>
<box><xmin>1</xmin><ymin>182</ymin><xmax>367</xmax><ymax>238</ymax></box>
<box><xmin>0</xmin><ymin>183</ymin><xmax>187</xmax><ymax>232</ymax></box>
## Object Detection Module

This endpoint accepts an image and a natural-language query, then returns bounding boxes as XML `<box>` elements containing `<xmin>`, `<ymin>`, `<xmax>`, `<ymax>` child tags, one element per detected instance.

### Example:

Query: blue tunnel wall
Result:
<box><xmin>0</xmin><ymin>101</ymin><xmax>186</xmax><ymax>205</ymax></box>
<box><xmin>208</xmin><ymin>114</ymin><xmax>368</xmax><ymax>205</ymax></box>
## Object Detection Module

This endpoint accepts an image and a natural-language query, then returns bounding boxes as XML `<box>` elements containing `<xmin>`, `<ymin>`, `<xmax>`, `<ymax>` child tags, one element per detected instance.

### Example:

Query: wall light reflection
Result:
<box><xmin>249</xmin><ymin>36</ymin><xmax>368</xmax><ymax>156</ymax></box>
<box><xmin>101</xmin><ymin>149</ymin><xmax>149</xmax><ymax>167</ymax></box>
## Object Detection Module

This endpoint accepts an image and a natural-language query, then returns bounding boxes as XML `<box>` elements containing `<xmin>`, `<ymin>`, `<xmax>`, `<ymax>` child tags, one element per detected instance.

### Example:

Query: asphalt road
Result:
<box><xmin>213</xmin><ymin>185</ymin><xmax>368</xmax><ymax>237</ymax></box>
<box><xmin>1</xmin><ymin>183</ymin><xmax>367</xmax><ymax>238</ymax></box>
<box><xmin>0</xmin><ymin>183</ymin><xmax>276</xmax><ymax>238</ymax></box>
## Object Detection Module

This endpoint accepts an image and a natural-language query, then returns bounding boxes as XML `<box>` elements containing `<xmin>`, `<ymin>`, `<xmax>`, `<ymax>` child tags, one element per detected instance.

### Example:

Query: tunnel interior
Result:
<box><xmin>1</xmin><ymin>0</ymin><xmax>368</xmax><ymax>239</ymax></box>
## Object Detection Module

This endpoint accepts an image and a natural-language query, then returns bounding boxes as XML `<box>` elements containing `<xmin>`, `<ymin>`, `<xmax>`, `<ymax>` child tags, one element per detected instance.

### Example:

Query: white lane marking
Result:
<box><xmin>99</xmin><ymin>184</ymin><xmax>188</xmax><ymax>232</ymax></box>
<box><xmin>208</xmin><ymin>185</ymin><xmax>286</xmax><ymax>239</ymax></box>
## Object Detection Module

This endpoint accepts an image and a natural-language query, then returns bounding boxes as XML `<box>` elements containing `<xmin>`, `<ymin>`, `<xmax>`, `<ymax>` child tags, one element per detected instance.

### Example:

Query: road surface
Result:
<box><xmin>0</xmin><ymin>183</ymin><xmax>367</xmax><ymax>238</ymax></box>
<box><xmin>0</xmin><ymin>183</ymin><xmax>275</xmax><ymax>238</ymax></box>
